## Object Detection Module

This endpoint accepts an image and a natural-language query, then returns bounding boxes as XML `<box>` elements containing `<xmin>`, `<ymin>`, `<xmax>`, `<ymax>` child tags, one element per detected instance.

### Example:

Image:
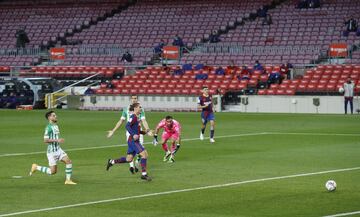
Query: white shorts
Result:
<box><xmin>126</xmin><ymin>131</ymin><xmax>144</xmax><ymax>145</ymax></box>
<box><xmin>46</xmin><ymin>148</ymin><xmax>68</xmax><ymax>166</ymax></box>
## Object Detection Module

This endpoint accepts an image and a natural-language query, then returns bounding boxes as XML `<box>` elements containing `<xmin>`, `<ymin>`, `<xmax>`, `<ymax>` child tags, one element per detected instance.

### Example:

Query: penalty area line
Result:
<box><xmin>0</xmin><ymin>166</ymin><xmax>359</xmax><ymax>217</ymax></box>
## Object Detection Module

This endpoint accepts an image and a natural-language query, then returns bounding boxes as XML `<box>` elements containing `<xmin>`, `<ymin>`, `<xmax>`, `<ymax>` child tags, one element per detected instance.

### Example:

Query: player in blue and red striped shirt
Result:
<box><xmin>198</xmin><ymin>86</ymin><xmax>215</xmax><ymax>143</ymax></box>
<box><xmin>106</xmin><ymin>103</ymin><xmax>152</xmax><ymax>181</ymax></box>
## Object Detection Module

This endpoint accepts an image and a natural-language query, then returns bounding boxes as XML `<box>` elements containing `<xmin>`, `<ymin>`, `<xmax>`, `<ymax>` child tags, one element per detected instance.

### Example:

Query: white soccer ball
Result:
<box><xmin>338</xmin><ymin>87</ymin><xmax>344</xmax><ymax>93</ymax></box>
<box><xmin>325</xmin><ymin>180</ymin><xmax>337</xmax><ymax>192</ymax></box>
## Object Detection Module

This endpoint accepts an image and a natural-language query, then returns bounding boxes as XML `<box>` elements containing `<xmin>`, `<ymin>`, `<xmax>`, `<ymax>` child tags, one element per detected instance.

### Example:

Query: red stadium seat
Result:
<box><xmin>257</xmin><ymin>89</ymin><xmax>267</xmax><ymax>95</ymax></box>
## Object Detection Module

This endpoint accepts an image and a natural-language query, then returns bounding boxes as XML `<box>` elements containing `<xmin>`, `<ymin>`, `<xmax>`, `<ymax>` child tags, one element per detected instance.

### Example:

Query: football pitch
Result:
<box><xmin>0</xmin><ymin>109</ymin><xmax>359</xmax><ymax>217</ymax></box>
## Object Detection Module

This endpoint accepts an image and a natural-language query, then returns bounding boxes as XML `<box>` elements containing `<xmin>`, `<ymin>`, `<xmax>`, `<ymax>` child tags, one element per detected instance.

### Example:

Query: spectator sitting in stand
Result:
<box><xmin>237</xmin><ymin>65</ymin><xmax>251</xmax><ymax>80</ymax></box>
<box><xmin>15</xmin><ymin>27</ymin><xmax>30</xmax><ymax>48</ymax></box>
<box><xmin>173</xmin><ymin>66</ymin><xmax>184</xmax><ymax>76</ymax></box>
<box><xmin>84</xmin><ymin>87</ymin><xmax>95</xmax><ymax>95</ymax></box>
<box><xmin>121</xmin><ymin>51</ymin><xmax>133</xmax><ymax>63</ymax></box>
<box><xmin>154</xmin><ymin>40</ymin><xmax>165</xmax><ymax>56</ymax></box>
<box><xmin>297</xmin><ymin>0</ymin><xmax>308</xmax><ymax>9</ymax></box>
<box><xmin>253</xmin><ymin>60</ymin><xmax>264</xmax><ymax>72</ymax></box>
<box><xmin>195</xmin><ymin>73</ymin><xmax>208</xmax><ymax>80</ymax></box>
<box><xmin>308</xmin><ymin>0</ymin><xmax>320</xmax><ymax>8</ymax></box>
<box><xmin>286</xmin><ymin>63</ymin><xmax>294</xmax><ymax>79</ymax></box>
<box><xmin>172</xmin><ymin>35</ymin><xmax>185</xmax><ymax>48</ymax></box>
<box><xmin>215</xmin><ymin>66</ymin><xmax>225</xmax><ymax>75</ymax></box>
<box><xmin>209</xmin><ymin>30</ymin><xmax>221</xmax><ymax>43</ymax></box>
<box><xmin>194</xmin><ymin>63</ymin><xmax>204</xmax><ymax>70</ymax></box>
<box><xmin>257</xmin><ymin>6</ymin><xmax>268</xmax><ymax>17</ymax></box>
<box><xmin>225</xmin><ymin>60</ymin><xmax>238</xmax><ymax>75</ymax></box>
<box><xmin>182</xmin><ymin>63</ymin><xmax>192</xmax><ymax>71</ymax></box>
<box><xmin>262</xmin><ymin>14</ymin><xmax>272</xmax><ymax>25</ymax></box>
<box><xmin>267</xmin><ymin>70</ymin><xmax>281</xmax><ymax>85</ymax></box>
<box><xmin>280</xmin><ymin>64</ymin><xmax>290</xmax><ymax>80</ymax></box>
<box><xmin>344</xmin><ymin>18</ymin><xmax>358</xmax><ymax>36</ymax></box>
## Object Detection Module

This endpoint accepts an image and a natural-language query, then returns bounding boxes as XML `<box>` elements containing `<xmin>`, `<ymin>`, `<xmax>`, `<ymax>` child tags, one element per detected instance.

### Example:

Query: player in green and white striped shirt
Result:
<box><xmin>107</xmin><ymin>95</ymin><xmax>151</xmax><ymax>174</ymax></box>
<box><xmin>29</xmin><ymin>111</ymin><xmax>76</xmax><ymax>185</ymax></box>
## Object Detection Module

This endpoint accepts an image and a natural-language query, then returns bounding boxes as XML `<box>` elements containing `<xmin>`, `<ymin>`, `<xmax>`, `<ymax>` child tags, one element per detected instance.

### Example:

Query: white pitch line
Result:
<box><xmin>0</xmin><ymin>166</ymin><xmax>359</xmax><ymax>217</ymax></box>
<box><xmin>323</xmin><ymin>211</ymin><xmax>360</xmax><ymax>217</ymax></box>
<box><xmin>1</xmin><ymin>131</ymin><xmax>359</xmax><ymax>158</ymax></box>
<box><xmin>269</xmin><ymin>132</ymin><xmax>360</xmax><ymax>137</ymax></box>
<box><xmin>0</xmin><ymin>132</ymin><xmax>267</xmax><ymax>158</ymax></box>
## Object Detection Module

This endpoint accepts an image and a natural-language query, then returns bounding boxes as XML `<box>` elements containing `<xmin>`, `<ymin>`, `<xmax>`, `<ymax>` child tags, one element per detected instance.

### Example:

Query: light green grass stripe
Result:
<box><xmin>0</xmin><ymin>166</ymin><xmax>359</xmax><ymax>217</ymax></box>
<box><xmin>0</xmin><ymin>132</ymin><xmax>267</xmax><ymax>157</ymax></box>
<box><xmin>1</xmin><ymin>132</ymin><xmax>359</xmax><ymax>158</ymax></box>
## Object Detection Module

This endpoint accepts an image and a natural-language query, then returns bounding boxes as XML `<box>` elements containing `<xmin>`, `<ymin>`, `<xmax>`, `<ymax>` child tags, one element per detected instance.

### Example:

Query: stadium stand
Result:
<box><xmin>0</xmin><ymin>0</ymin><xmax>130</xmax><ymax>66</ymax></box>
<box><xmin>0</xmin><ymin>0</ymin><xmax>359</xmax><ymax>106</ymax></box>
<box><xmin>0</xmin><ymin>0</ymin><xmax>127</xmax><ymax>49</ymax></box>
<box><xmin>59</xmin><ymin>0</ymin><xmax>273</xmax><ymax>65</ymax></box>
<box><xmin>346</xmin><ymin>49</ymin><xmax>360</xmax><ymax>64</ymax></box>
<box><xmin>261</xmin><ymin>64</ymin><xmax>360</xmax><ymax>95</ymax></box>
<box><xmin>181</xmin><ymin>0</ymin><xmax>360</xmax><ymax>66</ymax></box>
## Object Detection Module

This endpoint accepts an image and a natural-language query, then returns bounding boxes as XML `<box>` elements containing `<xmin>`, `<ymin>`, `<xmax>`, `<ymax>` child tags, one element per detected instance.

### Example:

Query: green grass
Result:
<box><xmin>0</xmin><ymin>110</ymin><xmax>359</xmax><ymax>217</ymax></box>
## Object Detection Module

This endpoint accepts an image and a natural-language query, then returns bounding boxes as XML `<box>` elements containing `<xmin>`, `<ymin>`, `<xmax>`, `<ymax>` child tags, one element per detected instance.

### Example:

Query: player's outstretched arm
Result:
<box><xmin>107</xmin><ymin>118</ymin><xmax>124</xmax><ymax>138</ymax></box>
<box><xmin>141</xmin><ymin>119</ymin><xmax>151</xmax><ymax>133</ymax></box>
<box><xmin>147</xmin><ymin>129</ymin><xmax>154</xmax><ymax>136</ymax></box>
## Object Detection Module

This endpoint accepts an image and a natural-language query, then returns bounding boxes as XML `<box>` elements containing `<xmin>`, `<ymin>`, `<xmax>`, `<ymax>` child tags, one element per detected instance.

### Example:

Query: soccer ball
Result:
<box><xmin>325</xmin><ymin>180</ymin><xmax>337</xmax><ymax>192</ymax></box>
<box><xmin>338</xmin><ymin>87</ymin><xmax>344</xmax><ymax>93</ymax></box>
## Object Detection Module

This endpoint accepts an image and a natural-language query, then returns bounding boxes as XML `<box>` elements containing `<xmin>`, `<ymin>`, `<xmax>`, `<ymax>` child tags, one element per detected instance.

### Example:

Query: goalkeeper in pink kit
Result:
<box><xmin>153</xmin><ymin>116</ymin><xmax>181</xmax><ymax>163</ymax></box>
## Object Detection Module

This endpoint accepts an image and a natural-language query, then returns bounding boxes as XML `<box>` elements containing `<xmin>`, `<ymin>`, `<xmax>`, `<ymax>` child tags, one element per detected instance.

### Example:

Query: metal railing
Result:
<box><xmin>0</xmin><ymin>47</ymin><xmax>45</xmax><ymax>56</ymax></box>
<box><xmin>191</xmin><ymin>43</ymin><xmax>323</xmax><ymax>55</ymax></box>
<box><xmin>66</xmin><ymin>45</ymin><xmax>154</xmax><ymax>56</ymax></box>
<box><xmin>0</xmin><ymin>45</ymin><xmax>154</xmax><ymax>58</ymax></box>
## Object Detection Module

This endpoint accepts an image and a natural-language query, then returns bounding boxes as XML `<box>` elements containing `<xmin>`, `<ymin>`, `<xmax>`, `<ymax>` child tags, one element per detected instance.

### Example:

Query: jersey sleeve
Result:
<box><xmin>120</xmin><ymin>108</ymin><xmax>127</xmax><ymax>120</ymax></box>
<box><xmin>174</xmin><ymin>120</ymin><xmax>181</xmax><ymax>133</ymax></box>
<box><xmin>156</xmin><ymin>119</ymin><xmax>166</xmax><ymax>130</ymax></box>
<box><xmin>197</xmin><ymin>96</ymin><xmax>203</xmax><ymax>105</ymax></box>
<box><xmin>43</xmin><ymin>125</ymin><xmax>51</xmax><ymax>139</ymax></box>
<box><xmin>125</xmin><ymin>114</ymin><xmax>137</xmax><ymax>136</ymax></box>
<box><xmin>140</xmin><ymin>108</ymin><xmax>146</xmax><ymax>120</ymax></box>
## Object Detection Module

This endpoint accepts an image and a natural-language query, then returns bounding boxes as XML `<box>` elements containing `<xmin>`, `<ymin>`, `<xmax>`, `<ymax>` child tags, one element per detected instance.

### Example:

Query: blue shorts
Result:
<box><xmin>201</xmin><ymin>112</ymin><xmax>215</xmax><ymax>125</ymax></box>
<box><xmin>127</xmin><ymin>140</ymin><xmax>145</xmax><ymax>156</ymax></box>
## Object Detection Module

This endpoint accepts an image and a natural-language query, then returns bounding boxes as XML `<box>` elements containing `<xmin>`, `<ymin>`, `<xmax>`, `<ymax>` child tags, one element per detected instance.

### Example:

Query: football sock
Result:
<box><xmin>210</xmin><ymin>126</ymin><xmax>214</xmax><ymax>138</ymax></box>
<box><xmin>201</xmin><ymin>128</ymin><xmax>205</xmax><ymax>134</ymax></box>
<box><xmin>171</xmin><ymin>142</ymin><xmax>176</xmax><ymax>153</ymax></box>
<box><xmin>65</xmin><ymin>164</ymin><xmax>72</xmax><ymax>180</ymax></box>
<box><xmin>136</xmin><ymin>155</ymin><xmax>141</xmax><ymax>163</ymax></box>
<box><xmin>129</xmin><ymin>161</ymin><xmax>135</xmax><ymax>168</ymax></box>
<box><xmin>36</xmin><ymin>165</ymin><xmax>51</xmax><ymax>175</ymax></box>
<box><xmin>174</xmin><ymin>144</ymin><xmax>181</xmax><ymax>154</ymax></box>
<box><xmin>114</xmin><ymin>157</ymin><xmax>127</xmax><ymax>164</ymax></box>
<box><xmin>162</xmin><ymin>143</ymin><xmax>168</xmax><ymax>152</ymax></box>
<box><xmin>140</xmin><ymin>158</ymin><xmax>147</xmax><ymax>175</ymax></box>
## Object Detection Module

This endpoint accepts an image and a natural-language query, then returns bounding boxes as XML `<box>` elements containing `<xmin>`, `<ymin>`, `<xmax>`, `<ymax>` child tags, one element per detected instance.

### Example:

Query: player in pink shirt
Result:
<box><xmin>153</xmin><ymin>116</ymin><xmax>181</xmax><ymax>163</ymax></box>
